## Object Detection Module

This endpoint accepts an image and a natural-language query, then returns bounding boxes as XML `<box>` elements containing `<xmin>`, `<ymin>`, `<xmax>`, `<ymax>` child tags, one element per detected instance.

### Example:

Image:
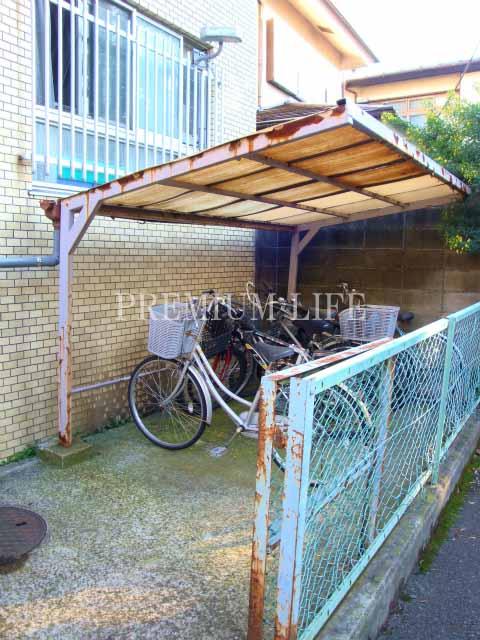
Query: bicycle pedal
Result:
<box><xmin>209</xmin><ymin>445</ymin><xmax>229</xmax><ymax>457</ymax></box>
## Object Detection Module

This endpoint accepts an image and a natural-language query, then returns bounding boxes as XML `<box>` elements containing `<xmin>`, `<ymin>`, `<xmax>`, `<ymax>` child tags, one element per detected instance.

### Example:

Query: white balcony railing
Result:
<box><xmin>33</xmin><ymin>0</ymin><xmax>224</xmax><ymax>191</ymax></box>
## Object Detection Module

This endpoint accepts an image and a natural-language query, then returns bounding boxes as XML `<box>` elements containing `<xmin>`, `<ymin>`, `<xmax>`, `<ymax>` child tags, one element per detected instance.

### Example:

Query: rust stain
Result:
<box><xmin>248</xmin><ymin>538</ymin><xmax>267</xmax><ymax>640</ymax></box>
<box><xmin>248</xmin><ymin>382</ymin><xmax>275</xmax><ymax>640</ymax></box>
<box><xmin>274</xmin><ymin>429</ymin><xmax>288</xmax><ymax>450</ymax></box>
<box><xmin>266</xmin><ymin>113</ymin><xmax>325</xmax><ymax>140</ymax></box>
<box><xmin>117</xmin><ymin>170</ymin><xmax>145</xmax><ymax>187</ymax></box>
<box><xmin>40</xmin><ymin>199</ymin><xmax>61</xmax><ymax>229</ymax></box>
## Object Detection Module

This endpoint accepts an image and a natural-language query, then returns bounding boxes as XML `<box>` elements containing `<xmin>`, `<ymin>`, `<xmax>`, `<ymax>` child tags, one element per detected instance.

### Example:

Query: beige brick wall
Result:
<box><xmin>0</xmin><ymin>0</ymin><xmax>257</xmax><ymax>459</ymax></box>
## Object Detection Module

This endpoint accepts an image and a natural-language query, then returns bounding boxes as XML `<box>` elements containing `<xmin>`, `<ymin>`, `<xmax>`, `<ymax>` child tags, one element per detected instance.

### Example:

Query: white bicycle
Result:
<box><xmin>128</xmin><ymin>292</ymin><xmax>373</xmax><ymax>472</ymax></box>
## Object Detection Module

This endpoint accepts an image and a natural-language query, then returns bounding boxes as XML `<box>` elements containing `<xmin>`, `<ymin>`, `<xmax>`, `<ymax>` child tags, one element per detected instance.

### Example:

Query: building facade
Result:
<box><xmin>258</xmin><ymin>0</ymin><xmax>376</xmax><ymax>110</ymax></box>
<box><xmin>0</xmin><ymin>0</ymin><xmax>258</xmax><ymax>460</ymax></box>
<box><xmin>346</xmin><ymin>59</ymin><xmax>480</xmax><ymax>126</ymax></box>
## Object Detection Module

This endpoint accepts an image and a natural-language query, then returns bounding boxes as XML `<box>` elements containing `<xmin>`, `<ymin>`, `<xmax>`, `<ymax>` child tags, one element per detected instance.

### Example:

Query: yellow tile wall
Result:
<box><xmin>0</xmin><ymin>0</ymin><xmax>257</xmax><ymax>459</ymax></box>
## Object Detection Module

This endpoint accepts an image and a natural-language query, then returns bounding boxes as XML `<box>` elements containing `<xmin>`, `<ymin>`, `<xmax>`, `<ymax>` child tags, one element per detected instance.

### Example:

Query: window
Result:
<box><xmin>383</xmin><ymin>94</ymin><xmax>448</xmax><ymax>127</ymax></box>
<box><xmin>33</xmin><ymin>0</ymin><xmax>223</xmax><ymax>191</ymax></box>
<box><xmin>265</xmin><ymin>18</ymin><xmax>340</xmax><ymax>104</ymax></box>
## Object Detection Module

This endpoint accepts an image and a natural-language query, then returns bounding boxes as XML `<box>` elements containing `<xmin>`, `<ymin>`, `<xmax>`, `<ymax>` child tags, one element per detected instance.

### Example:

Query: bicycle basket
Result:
<box><xmin>148</xmin><ymin>303</ymin><xmax>201</xmax><ymax>359</ymax></box>
<box><xmin>339</xmin><ymin>305</ymin><xmax>399</xmax><ymax>342</ymax></box>
<box><xmin>200</xmin><ymin>316</ymin><xmax>234</xmax><ymax>359</ymax></box>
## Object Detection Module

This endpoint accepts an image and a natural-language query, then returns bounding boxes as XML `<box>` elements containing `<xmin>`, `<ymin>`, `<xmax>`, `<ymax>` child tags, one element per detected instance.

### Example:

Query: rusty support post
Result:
<box><xmin>287</xmin><ymin>231</ymin><xmax>300</xmax><ymax>301</ymax></box>
<box><xmin>58</xmin><ymin>203</ymin><xmax>74</xmax><ymax>446</ymax></box>
<box><xmin>248</xmin><ymin>378</ymin><xmax>277</xmax><ymax>640</ymax></box>
<box><xmin>274</xmin><ymin>377</ymin><xmax>314</xmax><ymax>639</ymax></box>
<box><xmin>56</xmin><ymin>192</ymin><xmax>99</xmax><ymax>447</ymax></box>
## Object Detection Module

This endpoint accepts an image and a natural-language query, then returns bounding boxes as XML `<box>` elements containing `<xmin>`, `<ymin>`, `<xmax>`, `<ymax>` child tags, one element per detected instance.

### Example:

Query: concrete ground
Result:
<box><xmin>0</xmin><ymin>408</ymin><xmax>259</xmax><ymax>639</ymax></box>
<box><xmin>380</xmin><ymin>467</ymin><xmax>480</xmax><ymax>640</ymax></box>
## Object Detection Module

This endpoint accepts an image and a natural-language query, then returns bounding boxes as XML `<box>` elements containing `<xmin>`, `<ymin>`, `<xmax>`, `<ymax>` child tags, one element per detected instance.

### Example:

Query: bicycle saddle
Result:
<box><xmin>253</xmin><ymin>341</ymin><xmax>296</xmax><ymax>364</ymax></box>
<box><xmin>293</xmin><ymin>318</ymin><xmax>336</xmax><ymax>337</ymax></box>
<box><xmin>398</xmin><ymin>310</ymin><xmax>414</xmax><ymax>322</ymax></box>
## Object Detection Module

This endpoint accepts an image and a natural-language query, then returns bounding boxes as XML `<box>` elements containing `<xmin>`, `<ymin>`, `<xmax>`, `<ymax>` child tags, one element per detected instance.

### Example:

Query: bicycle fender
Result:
<box><xmin>187</xmin><ymin>362</ymin><xmax>213</xmax><ymax>425</ymax></box>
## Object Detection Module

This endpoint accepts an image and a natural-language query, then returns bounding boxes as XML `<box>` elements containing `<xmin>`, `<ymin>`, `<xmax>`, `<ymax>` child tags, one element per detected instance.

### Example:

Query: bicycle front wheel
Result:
<box><xmin>128</xmin><ymin>355</ymin><xmax>208</xmax><ymax>450</ymax></box>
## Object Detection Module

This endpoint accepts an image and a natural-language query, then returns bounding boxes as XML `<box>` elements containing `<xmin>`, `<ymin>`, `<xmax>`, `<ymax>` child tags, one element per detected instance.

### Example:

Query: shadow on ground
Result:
<box><xmin>0</xmin><ymin>406</ymin><xmax>257</xmax><ymax>639</ymax></box>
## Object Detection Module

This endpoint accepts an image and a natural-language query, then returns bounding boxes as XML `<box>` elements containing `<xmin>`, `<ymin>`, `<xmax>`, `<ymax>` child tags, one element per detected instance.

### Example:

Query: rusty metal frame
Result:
<box><xmin>55</xmin><ymin>103</ymin><xmax>469</xmax><ymax>447</ymax></box>
<box><xmin>247</xmin><ymin>339</ymin><xmax>391</xmax><ymax>640</ymax></box>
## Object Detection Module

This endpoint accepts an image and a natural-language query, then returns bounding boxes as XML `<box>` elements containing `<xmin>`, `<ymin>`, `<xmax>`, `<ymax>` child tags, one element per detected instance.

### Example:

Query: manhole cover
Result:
<box><xmin>0</xmin><ymin>506</ymin><xmax>47</xmax><ymax>564</ymax></box>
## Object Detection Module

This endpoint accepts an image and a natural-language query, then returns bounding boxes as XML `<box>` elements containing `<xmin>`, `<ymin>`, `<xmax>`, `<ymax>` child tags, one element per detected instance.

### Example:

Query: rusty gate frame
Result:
<box><xmin>247</xmin><ymin>339</ymin><xmax>391</xmax><ymax>640</ymax></box>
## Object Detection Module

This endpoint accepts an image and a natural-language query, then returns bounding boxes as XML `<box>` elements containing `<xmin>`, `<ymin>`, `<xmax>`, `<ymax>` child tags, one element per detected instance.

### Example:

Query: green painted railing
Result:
<box><xmin>248</xmin><ymin>301</ymin><xmax>480</xmax><ymax>640</ymax></box>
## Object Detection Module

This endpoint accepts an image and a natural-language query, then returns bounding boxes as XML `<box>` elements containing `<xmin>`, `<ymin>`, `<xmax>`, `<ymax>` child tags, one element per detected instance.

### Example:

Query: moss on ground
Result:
<box><xmin>419</xmin><ymin>445</ymin><xmax>480</xmax><ymax>572</ymax></box>
<box><xmin>0</xmin><ymin>445</ymin><xmax>36</xmax><ymax>467</ymax></box>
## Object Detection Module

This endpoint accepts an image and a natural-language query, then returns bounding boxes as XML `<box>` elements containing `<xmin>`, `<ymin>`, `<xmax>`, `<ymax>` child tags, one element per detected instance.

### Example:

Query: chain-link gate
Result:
<box><xmin>248</xmin><ymin>301</ymin><xmax>480</xmax><ymax>640</ymax></box>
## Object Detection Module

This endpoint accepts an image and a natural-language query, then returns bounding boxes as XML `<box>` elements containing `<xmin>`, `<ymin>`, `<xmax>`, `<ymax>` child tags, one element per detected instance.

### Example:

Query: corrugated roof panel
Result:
<box><xmin>339</xmin><ymin>161</ymin><xmax>424</xmax><ymax>187</ymax></box>
<box><xmin>265</xmin><ymin>182</ymin><xmax>341</xmax><ymax>202</ymax></box>
<box><xmin>215</xmin><ymin>167</ymin><xmax>310</xmax><ymax>194</ymax></box>
<box><xmin>188</xmin><ymin>201</ymin><xmax>276</xmax><ymax>218</ymax></box>
<box><xmin>304</xmin><ymin>191</ymin><xmax>370</xmax><ymax>208</ymax></box>
<box><xmin>144</xmin><ymin>191</ymin><xmax>236</xmax><ymax>212</ymax></box>
<box><xmin>295</xmin><ymin>142</ymin><xmax>402</xmax><ymax>176</ymax></box>
<box><xmin>242</xmin><ymin>207</ymin><xmax>334</xmax><ymax>222</ymax></box>
<box><xmin>391</xmin><ymin>184</ymin><xmax>456</xmax><ymax>204</ymax></box>
<box><xmin>261</xmin><ymin>125</ymin><xmax>370</xmax><ymax>162</ymax></box>
<box><xmin>180</xmin><ymin>158</ymin><xmax>265</xmax><ymax>184</ymax></box>
<box><xmin>368</xmin><ymin>175</ymin><xmax>443</xmax><ymax>196</ymax></box>
<box><xmin>326</xmin><ymin>198</ymin><xmax>389</xmax><ymax>215</ymax></box>
<box><xmin>105</xmin><ymin>184</ymin><xmax>188</xmax><ymax>206</ymax></box>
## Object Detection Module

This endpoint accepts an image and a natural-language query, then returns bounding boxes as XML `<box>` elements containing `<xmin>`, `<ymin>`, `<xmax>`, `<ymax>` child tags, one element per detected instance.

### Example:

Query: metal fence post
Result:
<box><xmin>275</xmin><ymin>377</ymin><xmax>314</xmax><ymax>640</ymax></box>
<box><xmin>367</xmin><ymin>357</ymin><xmax>395</xmax><ymax>544</ymax></box>
<box><xmin>432</xmin><ymin>316</ymin><xmax>457</xmax><ymax>484</ymax></box>
<box><xmin>248</xmin><ymin>377</ymin><xmax>277</xmax><ymax>640</ymax></box>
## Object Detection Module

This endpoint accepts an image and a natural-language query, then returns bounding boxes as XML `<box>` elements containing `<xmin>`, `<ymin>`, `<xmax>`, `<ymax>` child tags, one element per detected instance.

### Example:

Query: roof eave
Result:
<box><xmin>288</xmin><ymin>0</ymin><xmax>378</xmax><ymax>67</ymax></box>
<box><xmin>347</xmin><ymin>59</ymin><xmax>480</xmax><ymax>88</ymax></box>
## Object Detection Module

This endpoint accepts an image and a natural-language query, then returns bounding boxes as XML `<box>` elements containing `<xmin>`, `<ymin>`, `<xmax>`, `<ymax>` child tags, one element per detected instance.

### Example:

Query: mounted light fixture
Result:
<box><xmin>194</xmin><ymin>27</ymin><xmax>242</xmax><ymax>65</ymax></box>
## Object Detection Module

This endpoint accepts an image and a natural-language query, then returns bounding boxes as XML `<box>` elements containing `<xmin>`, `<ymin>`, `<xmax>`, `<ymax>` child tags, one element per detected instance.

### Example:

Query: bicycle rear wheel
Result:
<box><xmin>210</xmin><ymin>345</ymin><xmax>248</xmax><ymax>396</ymax></box>
<box><xmin>128</xmin><ymin>355</ymin><xmax>208</xmax><ymax>449</ymax></box>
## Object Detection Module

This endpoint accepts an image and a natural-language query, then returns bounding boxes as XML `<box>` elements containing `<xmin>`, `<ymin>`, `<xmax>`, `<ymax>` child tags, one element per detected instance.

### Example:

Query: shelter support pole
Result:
<box><xmin>57</xmin><ymin>198</ymin><xmax>96</xmax><ymax>447</ymax></box>
<box><xmin>287</xmin><ymin>231</ymin><xmax>300</xmax><ymax>300</ymax></box>
<box><xmin>287</xmin><ymin>223</ymin><xmax>324</xmax><ymax>299</ymax></box>
<box><xmin>58</xmin><ymin>204</ymin><xmax>74</xmax><ymax>446</ymax></box>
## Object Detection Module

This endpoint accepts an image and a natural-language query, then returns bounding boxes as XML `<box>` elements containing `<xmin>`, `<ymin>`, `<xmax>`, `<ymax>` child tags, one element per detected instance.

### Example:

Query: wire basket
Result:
<box><xmin>339</xmin><ymin>305</ymin><xmax>399</xmax><ymax>342</ymax></box>
<box><xmin>148</xmin><ymin>303</ymin><xmax>201</xmax><ymax>359</ymax></box>
<box><xmin>200</xmin><ymin>315</ymin><xmax>234</xmax><ymax>359</ymax></box>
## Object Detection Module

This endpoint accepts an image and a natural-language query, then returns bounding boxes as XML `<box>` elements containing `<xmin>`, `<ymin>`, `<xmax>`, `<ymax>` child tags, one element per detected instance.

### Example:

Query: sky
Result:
<box><xmin>335</xmin><ymin>0</ymin><xmax>480</xmax><ymax>74</ymax></box>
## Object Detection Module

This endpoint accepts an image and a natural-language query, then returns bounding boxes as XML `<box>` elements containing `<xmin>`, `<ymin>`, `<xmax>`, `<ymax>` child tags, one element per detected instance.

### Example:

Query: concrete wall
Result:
<box><xmin>257</xmin><ymin>210</ymin><xmax>480</xmax><ymax>327</ymax></box>
<box><xmin>0</xmin><ymin>0</ymin><xmax>257</xmax><ymax>460</ymax></box>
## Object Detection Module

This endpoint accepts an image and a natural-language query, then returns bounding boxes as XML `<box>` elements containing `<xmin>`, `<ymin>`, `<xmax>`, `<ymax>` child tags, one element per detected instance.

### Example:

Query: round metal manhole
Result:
<box><xmin>0</xmin><ymin>506</ymin><xmax>47</xmax><ymax>565</ymax></box>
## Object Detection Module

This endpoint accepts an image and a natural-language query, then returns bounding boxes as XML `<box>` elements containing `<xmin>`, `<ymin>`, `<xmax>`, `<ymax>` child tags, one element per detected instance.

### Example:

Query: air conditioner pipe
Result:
<box><xmin>0</xmin><ymin>200</ymin><xmax>60</xmax><ymax>269</ymax></box>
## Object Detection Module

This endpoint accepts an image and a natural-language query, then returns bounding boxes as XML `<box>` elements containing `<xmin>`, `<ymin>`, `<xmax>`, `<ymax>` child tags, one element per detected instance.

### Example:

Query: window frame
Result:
<box><xmin>32</xmin><ymin>0</ymin><xmax>210</xmax><ymax>193</ymax></box>
<box><xmin>377</xmin><ymin>91</ymin><xmax>451</xmax><ymax>125</ymax></box>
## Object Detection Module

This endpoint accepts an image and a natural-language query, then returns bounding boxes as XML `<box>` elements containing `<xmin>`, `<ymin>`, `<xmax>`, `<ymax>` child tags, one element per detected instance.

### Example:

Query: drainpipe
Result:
<box><xmin>0</xmin><ymin>200</ymin><xmax>60</xmax><ymax>269</ymax></box>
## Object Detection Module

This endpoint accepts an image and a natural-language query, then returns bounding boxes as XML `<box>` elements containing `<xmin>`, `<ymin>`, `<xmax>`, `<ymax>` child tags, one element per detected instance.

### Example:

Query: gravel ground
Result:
<box><xmin>380</xmin><ymin>470</ymin><xmax>480</xmax><ymax>640</ymax></box>
<box><xmin>0</xmin><ymin>411</ymin><xmax>258</xmax><ymax>639</ymax></box>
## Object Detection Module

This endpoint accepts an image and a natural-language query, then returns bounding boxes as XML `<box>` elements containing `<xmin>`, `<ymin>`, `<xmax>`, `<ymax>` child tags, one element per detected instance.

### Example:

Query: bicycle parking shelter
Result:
<box><xmin>43</xmin><ymin>101</ymin><xmax>469</xmax><ymax>447</ymax></box>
